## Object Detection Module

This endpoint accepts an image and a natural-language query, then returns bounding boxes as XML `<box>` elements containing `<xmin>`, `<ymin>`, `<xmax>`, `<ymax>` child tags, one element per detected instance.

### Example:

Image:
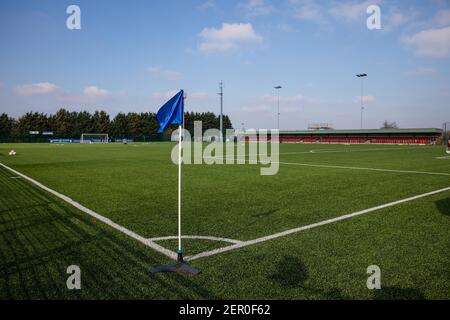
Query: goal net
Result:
<box><xmin>80</xmin><ymin>133</ymin><xmax>109</xmax><ymax>144</ymax></box>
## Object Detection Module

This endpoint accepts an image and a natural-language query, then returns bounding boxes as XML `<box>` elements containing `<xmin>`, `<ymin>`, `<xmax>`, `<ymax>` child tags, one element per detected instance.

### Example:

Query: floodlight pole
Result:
<box><xmin>218</xmin><ymin>81</ymin><xmax>224</xmax><ymax>142</ymax></box>
<box><xmin>274</xmin><ymin>86</ymin><xmax>282</xmax><ymax>130</ymax></box>
<box><xmin>356</xmin><ymin>74</ymin><xmax>367</xmax><ymax>129</ymax></box>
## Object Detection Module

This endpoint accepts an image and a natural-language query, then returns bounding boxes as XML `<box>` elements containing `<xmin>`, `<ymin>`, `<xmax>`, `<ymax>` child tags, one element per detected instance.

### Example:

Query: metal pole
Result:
<box><xmin>277</xmin><ymin>91</ymin><xmax>280</xmax><ymax>130</ymax></box>
<box><xmin>177</xmin><ymin>124</ymin><xmax>182</xmax><ymax>260</ymax></box>
<box><xmin>219</xmin><ymin>81</ymin><xmax>223</xmax><ymax>142</ymax></box>
<box><xmin>360</xmin><ymin>77</ymin><xmax>364</xmax><ymax>129</ymax></box>
<box><xmin>274</xmin><ymin>86</ymin><xmax>282</xmax><ymax>130</ymax></box>
<box><xmin>178</xmin><ymin>95</ymin><xmax>186</xmax><ymax>262</ymax></box>
<box><xmin>356</xmin><ymin>74</ymin><xmax>367</xmax><ymax>129</ymax></box>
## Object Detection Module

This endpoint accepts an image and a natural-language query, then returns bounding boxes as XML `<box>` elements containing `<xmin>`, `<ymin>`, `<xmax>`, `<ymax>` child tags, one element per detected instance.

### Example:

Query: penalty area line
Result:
<box><xmin>0</xmin><ymin>162</ymin><xmax>178</xmax><ymax>261</ymax></box>
<box><xmin>185</xmin><ymin>186</ymin><xmax>450</xmax><ymax>262</ymax></box>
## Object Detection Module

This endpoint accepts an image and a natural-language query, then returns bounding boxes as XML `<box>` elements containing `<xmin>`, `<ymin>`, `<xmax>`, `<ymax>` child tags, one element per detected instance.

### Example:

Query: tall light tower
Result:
<box><xmin>274</xmin><ymin>86</ymin><xmax>282</xmax><ymax>130</ymax></box>
<box><xmin>218</xmin><ymin>81</ymin><xmax>224</xmax><ymax>142</ymax></box>
<box><xmin>356</xmin><ymin>74</ymin><xmax>367</xmax><ymax>129</ymax></box>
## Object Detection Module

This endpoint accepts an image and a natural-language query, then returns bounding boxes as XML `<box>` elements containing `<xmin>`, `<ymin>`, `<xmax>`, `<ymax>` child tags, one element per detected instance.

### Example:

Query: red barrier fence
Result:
<box><xmin>278</xmin><ymin>136</ymin><xmax>435</xmax><ymax>144</ymax></box>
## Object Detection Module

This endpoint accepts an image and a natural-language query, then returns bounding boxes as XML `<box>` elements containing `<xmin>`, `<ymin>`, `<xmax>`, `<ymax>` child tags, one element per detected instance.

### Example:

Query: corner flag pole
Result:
<box><xmin>177</xmin><ymin>122</ymin><xmax>182</xmax><ymax>261</ymax></box>
<box><xmin>150</xmin><ymin>90</ymin><xmax>199</xmax><ymax>274</ymax></box>
<box><xmin>177</xmin><ymin>95</ymin><xmax>185</xmax><ymax>262</ymax></box>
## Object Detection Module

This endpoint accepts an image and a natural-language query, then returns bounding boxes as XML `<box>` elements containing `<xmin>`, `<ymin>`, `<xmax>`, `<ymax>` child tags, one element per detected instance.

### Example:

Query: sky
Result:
<box><xmin>0</xmin><ymin>0</ymin><xmax>449</xmax><ymax>130</ymax></box>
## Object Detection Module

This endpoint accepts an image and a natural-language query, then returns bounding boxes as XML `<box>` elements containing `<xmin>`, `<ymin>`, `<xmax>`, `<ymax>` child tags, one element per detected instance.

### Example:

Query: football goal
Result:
<box><xmin>80</xmin><ymin>133</ymin><xmax>109</xmax><ymax>143</ymax></box>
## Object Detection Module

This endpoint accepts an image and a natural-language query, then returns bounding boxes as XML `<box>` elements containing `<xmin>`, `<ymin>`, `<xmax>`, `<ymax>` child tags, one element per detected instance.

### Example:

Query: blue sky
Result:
<box><xmin>0</xmin><ymin>0</ymin><xmax>449</xmax><ymax>130</ymax></box>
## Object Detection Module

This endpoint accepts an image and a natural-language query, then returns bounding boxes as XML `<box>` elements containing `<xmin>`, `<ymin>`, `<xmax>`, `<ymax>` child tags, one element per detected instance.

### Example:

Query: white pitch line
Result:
<box><xmin>185</xmin><ymin>186</ymin><xmax>450</xmax><ymax>261</ymax></box>
<box><xmin>0</xmin><ymin>163</ymin><xmax>178</xmax><ymax>261</ymax></box>
<box><xmin>203</xmin><ymin>146</ymin><xmax>426</xmax><ymax>160</ymax></box>
<box><xmin>436</xmin><ymin>156</ymin><xmax>450</xmax><ymax>160</ymax></box>
<box><xmin>150</xmin><ymin>235</ymin><xmax>243</xmax><ymax>244</ymax></box>
<box><xmin>275</xmin><ymin>161</ymin><xmax>450</xmax><ymax>177</ymax></box>
<box><xmin>207</xmin><ymin>156</ymin><xmax>450</xmax><ymax>177</ymax></box>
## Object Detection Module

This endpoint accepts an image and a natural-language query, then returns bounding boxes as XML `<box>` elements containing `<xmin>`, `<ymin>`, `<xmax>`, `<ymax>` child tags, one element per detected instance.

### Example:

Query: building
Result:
<box><xmin>246</xmin><ymin>128</ymin><xmax>443</xmax><ymax>145</ymax></box>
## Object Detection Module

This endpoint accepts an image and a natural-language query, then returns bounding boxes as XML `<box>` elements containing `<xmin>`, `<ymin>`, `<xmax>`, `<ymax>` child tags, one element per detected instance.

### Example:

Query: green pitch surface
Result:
<box><xmin>0</xmin><ymin>142</ymin><xmax>449</xmax><ymax>299</ymax></box>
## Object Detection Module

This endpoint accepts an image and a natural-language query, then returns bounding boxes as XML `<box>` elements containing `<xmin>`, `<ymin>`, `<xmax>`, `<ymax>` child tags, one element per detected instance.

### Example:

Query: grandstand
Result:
<box><xmin>246</xmin><ymin>128</ymin><xmax>443</xmax><ymax>145</ymax></box>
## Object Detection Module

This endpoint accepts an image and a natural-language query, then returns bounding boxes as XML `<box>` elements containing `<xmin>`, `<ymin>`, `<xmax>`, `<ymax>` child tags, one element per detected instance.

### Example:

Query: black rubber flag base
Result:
<box><xmin>150</xmin><ymin>249</ymin><xmax>200</xmax><ymax>274</ymax></box>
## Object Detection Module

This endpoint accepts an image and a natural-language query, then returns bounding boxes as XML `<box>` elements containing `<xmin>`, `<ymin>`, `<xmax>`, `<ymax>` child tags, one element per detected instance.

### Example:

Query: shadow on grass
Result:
<box><xmin>0</xmin><ymin>176</ymin><xmax>216</xmax><ymax>299</ymax></box>
<box><xmin>251</xmin><ymin>209</ymin><xmax>279</xmax><ymax>219</ymax></box>
<box><xmin>226</xmin><ymin>208</ymin><xmax>280</xmax><ymax>240</ymax></box>
<box><xmin>435</xmin><ymin>197</ymin><xmax>450</xmax><ymax>217</ymax></box>
<box><xmin>269</xmin><ymin>256</ymin><xmax>308</xmax><ymax>288</ymax></box>
<box><xmin>269</xmin><ymin>256</ymin><xmax>349</xmax><ymax>299</ymax></box>
<box><xmin>374</xmin><ymin>287</ymin><xmax>424</xmax><ymax>300</ymax></box>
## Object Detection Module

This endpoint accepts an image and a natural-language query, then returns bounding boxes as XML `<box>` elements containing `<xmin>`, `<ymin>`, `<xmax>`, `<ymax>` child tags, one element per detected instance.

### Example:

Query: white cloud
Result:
<box><xmin>282</xmin><ymin>106</ymin><xmax>302</xmax><ymax>113</ymax></box>
<box><xmin>242</xmin><ymin>105</ymin><xmax>272</xmax><ymax>112</ymax></box>
<box><xmin>295</xmin><ymin>6</ymin><xmax>323</xmax><ymax>21</ymax></box>
<box><xmin>238</xmin><ymin>0</ymin><xmax>274</xmax><ymax>17</ymax></box>
<box><xmin>147</xmin><ymin>67</ymin><xmax>183</xmax><ymax>81</ymax></box>
<box><xmin>406</xmin><ymin>67</ymin><xmax>437</xmax><ymax>76</ymax></box>
<box><xmin>189</xmin><ymin>92</ymin><xmax>210</xmax><ymax>100</ymax></box>
<box><xmin>151</xmin><ymin>91</ymin><xmax>209</xmax><ymax>101</ymax></box>
<box><xmin>241</xmin><ymin>94</ymin><xmax>305</xmax><ymax>116</ymax></box>
<box><xmin>198</xmin><ymin>23</ymin><xmax>263</xmax><ymax>53</ymax></box>
<box><xmin>434</xmin><ymin>9</ymin><xmax>450</xmax><ymax>26</ymax></box>
<box><xmin>198</xmin><ymin>0</ymin><xmax>216</xmax><ymax>10</ymax></box>
<box><xmin>15</xmin><ymin>82</ymin><xmax>58</xmax><ymax>95</ymax></box>
<box><xmin>329</xmin><ymin>0</ymin><xmax>380</xmax><ymax>22</ymax></box>
<box><xmin>354</xmin><ymin>95</ymin><xmax>375</xmax><ymax>103</ymax></box>
<box><xmin>260</xmin><ymin>94</ymin><xmax>304</xmax><ymax>103</ymax></box>
<box><xmin>290</xmin><ymin>0</ymin><xmax>382</xmax><ymax>25</ymax></box>
<box><xmin>290</xmin><ymin>0</ymin><xmax>324</xmax><ymax>22</ymax></box>
<box><xmin>83</xmin><ymin>86</ymin><xmax>109</xmax><ymax>97</ymax></box>
<box><xmin>403</xmin><ymin>26</ymin><xmax>450</xmax><ymax>58</ymax></box>
<box><xmin>277</xmin><ymin>24</ymin><xmax>296</xmax><ymax>32</ymax></box>
<box><xmin>151</xmin><ymin>90</ymin><xmax>179</xmax><ymax>100</ymax></box>
<box><xmin>383</xmin><ymin>6</ymin><xmax>416</xmax><ymax>31</ymax></box>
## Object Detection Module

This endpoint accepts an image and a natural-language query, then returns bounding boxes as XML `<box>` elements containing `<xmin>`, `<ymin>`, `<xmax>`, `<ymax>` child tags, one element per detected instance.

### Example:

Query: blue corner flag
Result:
<box><xmin>156</xmin><ymin>90</ymin><xmax>184</xmax><ymax>133</ymax></box>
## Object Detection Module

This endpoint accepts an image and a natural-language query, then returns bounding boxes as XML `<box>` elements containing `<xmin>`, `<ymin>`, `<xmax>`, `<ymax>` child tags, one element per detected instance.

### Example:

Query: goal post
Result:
<box><xmin>80</xmin><ymin>133</ymin><xmax>109</xmax><ymax>144</ymax></box>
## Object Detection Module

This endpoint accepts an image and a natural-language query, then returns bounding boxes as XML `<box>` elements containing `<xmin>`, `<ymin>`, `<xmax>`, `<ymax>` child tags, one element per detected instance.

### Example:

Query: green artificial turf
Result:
<box><xmin>0</xmin><ymin>142</ymin><xmax>449</xmax><ymax>299</ymax></box>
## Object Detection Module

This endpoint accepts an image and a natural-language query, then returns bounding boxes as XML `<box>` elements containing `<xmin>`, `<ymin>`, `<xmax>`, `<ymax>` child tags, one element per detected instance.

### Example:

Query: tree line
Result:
<box><xmin>0</xmin><ymin>109</ymin><xmax>233</xmax><ymax>139</ymax></box>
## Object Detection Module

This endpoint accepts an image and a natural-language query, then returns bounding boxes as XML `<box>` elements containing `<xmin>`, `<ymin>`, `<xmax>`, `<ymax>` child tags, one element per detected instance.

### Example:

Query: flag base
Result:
<box><xmin>150</xmin><ymin>251</ymin><xmax>200</xmax><ymax>274</ymax></box>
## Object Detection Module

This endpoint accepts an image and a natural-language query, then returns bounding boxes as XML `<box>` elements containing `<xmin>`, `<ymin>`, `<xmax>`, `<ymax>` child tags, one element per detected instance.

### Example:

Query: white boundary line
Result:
<box><xmin>275</xmin><ymin>161</ymin><xmax>450</xmax><ymax>176</ymax></box>
<box><xmin>149</xmin><ymin>235</ymin><xmax>243</xmax><ymax>244</ymax></box>
<box><xmin>0</xmin><ymin>162</ymin><xmax>178</xmax><ymax>261</ymax></box>
<box><xmin>185</xmin><ymin>186</ymin><xmax>450</xmax><ymax>261</ymax></box>
<box><xmin>207</xmin><ymin>156</ymin><xmax>450</xmax><ymax>177</ymax></box>
<box><xmin>436</xmin><ymin>156</ymin><xmax>450</xmax><ymax>160</ymax></box>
